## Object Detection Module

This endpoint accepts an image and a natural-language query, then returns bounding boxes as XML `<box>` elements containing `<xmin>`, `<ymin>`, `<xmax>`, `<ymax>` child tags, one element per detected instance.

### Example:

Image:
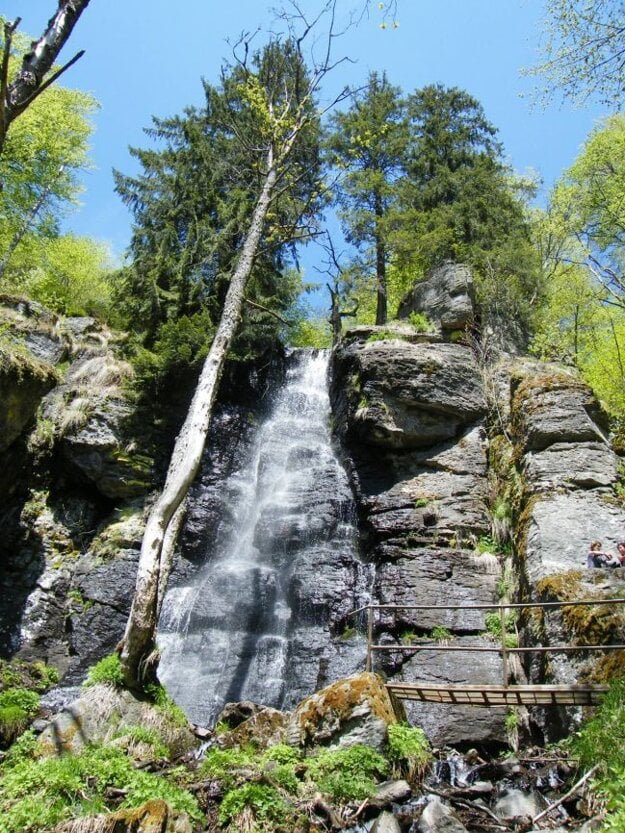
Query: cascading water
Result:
<box><xmin>158</xmin><ymin>350</ymin><xmax>367</xmax><ymax>726</ymax></box>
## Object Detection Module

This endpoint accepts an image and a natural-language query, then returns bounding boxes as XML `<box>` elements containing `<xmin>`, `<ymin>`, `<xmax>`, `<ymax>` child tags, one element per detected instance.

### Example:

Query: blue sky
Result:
<box><xmin>4</xmin><ymin>1</ymin><xmax>606</xmax><ymax>283</ymax></box>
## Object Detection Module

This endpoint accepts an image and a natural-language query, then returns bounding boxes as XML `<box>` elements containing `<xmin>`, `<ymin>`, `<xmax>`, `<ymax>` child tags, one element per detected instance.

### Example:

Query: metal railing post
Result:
<box><xmin>366</xmin><ymin>606</ymin><xmax>373</xmax><ymax>672</ymax></box>
<box><xmin>500</xmin><ymin>604</ymin><xmax>508</xmax><ymax>688</ymax></box>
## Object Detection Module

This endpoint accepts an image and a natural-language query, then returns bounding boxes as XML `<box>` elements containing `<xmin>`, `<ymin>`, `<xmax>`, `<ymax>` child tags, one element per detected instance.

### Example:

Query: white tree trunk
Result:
<box><xmin>120</xmin><ymin>153</ymin><xmax>278</xmax><ymax>689</ymax></box>
<box><xmin>1</xmin><ymin>0</ymin><xmax>90</xmax><ymax>155</ymax></box>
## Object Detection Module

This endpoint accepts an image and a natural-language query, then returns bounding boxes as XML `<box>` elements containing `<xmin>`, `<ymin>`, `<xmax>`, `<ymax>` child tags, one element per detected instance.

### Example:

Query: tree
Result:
<box><xmin>0</xmin><ymin>78</ymin><xmax>97</xmax><ymax>281</ymax></box>
<box><xmin>326</xmin><ymin>71</ymin><xmax>408</xmax><ymax>324</ymax></box>
<box><xmin>118</xmin><ymin>20</ymin><xmax>342</xmax><ymax>690</ymax></box>
<box><xmin>0</xmin><ymin>1</ymin><xmax>90</xmax><ymax>156</ymax></box>
<box><xmin>12</xmin><ymin>234</ymin><xmax>114</xmax><ymax>318</ymax></box>
<box><xmin>550</xmin><ymin>113</ymin><xmax>625</xmax><ymax>310</ymax></box>
<box><xmin>528</xmin><ymin>0</ymin><xmax>625</xmax><ymax>108</ymax></box>
<box><xmin>394</xmin><ymin>84</ymin><xmax>541</xmax><ymax>337</ymax></box>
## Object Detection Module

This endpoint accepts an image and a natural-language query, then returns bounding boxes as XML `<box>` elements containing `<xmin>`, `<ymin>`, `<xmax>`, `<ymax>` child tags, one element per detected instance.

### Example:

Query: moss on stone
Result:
<box><xmin>291</xmin><ymin>672</ymin><xmax>404</xmax><ymax>748</ymax></box>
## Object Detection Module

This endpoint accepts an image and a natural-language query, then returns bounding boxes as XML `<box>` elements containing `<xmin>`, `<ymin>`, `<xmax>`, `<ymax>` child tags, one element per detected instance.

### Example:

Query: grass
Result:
<box><xmin>0</xmin><ymin>741</ymin><xmax>201</xmax><ymax>833</ymax></box>
<box><xmin>387</xmin><ymin>723</ymin><xmax>431</xmax><ymax>781</ymax></box>
<box><xmin>83</xmin><ymin>654</ymin><xmax>124</xmax><ymax>689</ymax></box>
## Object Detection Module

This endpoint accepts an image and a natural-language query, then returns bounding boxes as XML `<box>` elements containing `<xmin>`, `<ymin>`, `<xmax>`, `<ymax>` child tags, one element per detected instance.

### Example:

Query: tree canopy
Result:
<box><xmin>528</xmin><ymin>0</ymin><xmax>625</xmax><ymax>108</ymax></box>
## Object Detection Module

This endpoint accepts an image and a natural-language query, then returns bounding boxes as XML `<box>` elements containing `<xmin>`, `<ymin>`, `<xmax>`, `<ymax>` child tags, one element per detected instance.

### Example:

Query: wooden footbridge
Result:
<box><xmin>349</xmin><ymin>598</ymin><xmax>625</xmax><ymax>708</ymax></box>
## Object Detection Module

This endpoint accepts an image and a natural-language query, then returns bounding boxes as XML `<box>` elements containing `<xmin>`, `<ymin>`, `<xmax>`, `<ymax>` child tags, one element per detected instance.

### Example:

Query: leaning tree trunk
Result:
<box><xmin>119</xmin><ymin>151</ymin><xmax>278</xmax><ymax>691</ymax></box>
<box><xmin>1</xmin><ymin>0</ymin><xmax>90</xmax><ymax>156</ymax></box>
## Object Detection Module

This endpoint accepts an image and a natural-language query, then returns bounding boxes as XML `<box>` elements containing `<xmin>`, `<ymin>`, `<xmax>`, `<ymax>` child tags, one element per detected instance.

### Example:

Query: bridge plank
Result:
<box><xmin>386</xmin><ymin>683</ymin><xmax>608</xmax><ymax>707</ymax></box>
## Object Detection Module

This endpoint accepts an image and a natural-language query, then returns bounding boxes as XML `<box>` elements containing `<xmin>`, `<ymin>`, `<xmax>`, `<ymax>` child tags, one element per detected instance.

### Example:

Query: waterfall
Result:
<box><xmin>157</xmin><ymin>349</ymin><xmax>364</xmax><ymax>727</ymax></box>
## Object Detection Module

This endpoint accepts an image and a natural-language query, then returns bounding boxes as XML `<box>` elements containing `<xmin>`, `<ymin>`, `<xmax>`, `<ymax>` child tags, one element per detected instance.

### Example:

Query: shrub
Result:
<box><xmin>0</xmin><ymin>689</ymin><xmax>40</xmax><ymax>746</ymax></box>
<box><xmin>305</xmin><ymin>744</ymin><xmax>388</xmax><ymax>802</ymax></box>
<box><xmin>219</xmin><ymin>783</ymin><xmax>291</xmax><ymax>830</ymax></box>
<box><xmin>408</xmin><ymin>311</ymin><xmax>435</xmax><ymax>332</ymax></box>
<box><xmin>0</xmin><ymin>743</ymin><xmax>201</xmax><ymax>833</ymax></box>
<box><xmin>83</xmin><ymin>654</ymin><xmax>124</xmax><ymax>688</ymax></box>
<box><xmin>573</xmin><ymin>676</ymin><xmax>625</xmax><ymax>831</ymax></box>
<box><xmin>200</xmin><ymin>746</ymin><xmax>258</xmax><ymax>790</ymax></box>
<box><xmin>387</xmin><ymin>723</ymin><xmax>431</xmax><ymax>781</ymax></box>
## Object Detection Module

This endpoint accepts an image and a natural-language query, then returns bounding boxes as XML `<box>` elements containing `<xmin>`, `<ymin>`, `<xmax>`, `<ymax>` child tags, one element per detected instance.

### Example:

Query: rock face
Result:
<box><xmin>0</xmin><ymin>298</ymin><xmax>63</xmax><ymax>457</ymax></box>
<box><xmin>331</xmin><ymin>322</ymin><xmax>507</xmax><ymax>750</ymax></box>
<box><xmin>332</xmin><ymin>339</ymin><xmax>486</xmax><ymax>450</ymax></box>
<box><xmin>397</xmin><ymin>262</ymin><xmax>475</xmax><ymax>338</ymax></box>
<box><xmin>492</xmin><ymin>361</ymin><xmax>625</xmax><ymax>741</ymax></box>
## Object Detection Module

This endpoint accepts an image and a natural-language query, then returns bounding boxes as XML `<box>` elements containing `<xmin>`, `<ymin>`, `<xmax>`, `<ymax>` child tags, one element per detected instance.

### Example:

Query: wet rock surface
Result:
<box><xmin>158</xmin><ymin>352</ymin><xmax>369</xmax><ymax>726</ymax></box>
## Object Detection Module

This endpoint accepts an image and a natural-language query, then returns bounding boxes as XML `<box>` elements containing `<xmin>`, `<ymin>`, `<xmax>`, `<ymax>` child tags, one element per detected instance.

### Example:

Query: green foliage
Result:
<box><xmin>127</xmin><ymin>310</ymin><xmax>215</xmax><ymax>401</ymax></box>
<box><xmin>526</xmin><ymin>0</ymin><xmax>625</xmax><ymax>107</ymax></box>
<box><xmin>0</xmin><ymin>680</ymin><xmax>42</xmax><ymax>745</ymax></box>
<box><xmin>387</xmin><ymin>723</ymin><xmax>431</xmax><ymax>780</ymax></box>
<box><xmin>0</xmin><ymin>742</ymin><xmax>201</xmax><ymax>832</ymax></box>
<box><xmin>430</xmin><ymin>626</ymin><xmax>452</xmax><ymax>642</ymax></box>
<box><xmin>394</xmin><ymin>84</ymin><xmax>541</xmax><ymax>337</ymax></box>
<box><xmin>114</xmin><ymin>726</ymin><xmax>168</xmax><ymax>758</ymax></box>
<box><xmin>484</xmin><ymin>611</ymin><xmax>518</xmax><ymax>647</ymax></box>
<box><xmin>114</xmin><ymin>38</ymin><xmax>322</xmax><ymax>352</ymax></box>
<box><xmin>327</xmin><ymin>71</ymin><xmax>409</xmax><ymax>324</ymax></box>
<box><xmin>287</xmin><ymin>316</ymin><xmax>332</xmax><ymax>348</ymax></box>
<box><xmin>219</xmin><ymin>783</ymin><xmax>290</xmax><ymax>829</ymax></box>
<box><xmin>199</xmin><ymin>746</ymin><xmax>257</xmax><ymax>790</ymax></box>
<box><xmin>139</xmin><ymin>683</ymin><xmax>188</xmax><ymax>728</ymax></box>
<box><xmin>83</xmin><ymin>654</ymin><xmax>124</xmax><ymax>689</ymax></box>
<box><xmin>305</xmin><ymin>744</ymin><xmax>388</xmax><ymax>801</ymax></box>
<box><xmin>0</xmin><ymin>45</ymin><xmax>97</xmax><ymax>251</ymax></box>
<box><xmin>408</xmin><ymin>311</ymin><xmax>435</xmax><ymax>332</ymax></box>
<box><xmin>13</xmin><ymin>235</ymin><xmax>115</xmax><ymax>319</ymax></box>
<box><xmin>573</xmin><ymin>676</ymin><xmax>625</xmax><ymax>830</ymax></box>
<box><xmin>533</xmin><ymin>116</ymin><xmax>625</xmax><ymax>428</ymax></box>
<box><xmin>504</xmin><ymin>709</ymin><xmax>519</xmax><ymax>733</ymax></box>
<box><xmin>0</xmin><ymin>660</ymin><xmax>59</xmax><ymax>693</ymax></box>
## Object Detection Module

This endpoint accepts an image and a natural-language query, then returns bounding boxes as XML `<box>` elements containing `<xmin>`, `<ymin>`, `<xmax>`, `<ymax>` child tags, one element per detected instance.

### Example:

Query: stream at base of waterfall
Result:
<box><xmin>157</xmin><ymin>350</ymin><xmax>368</xmax><ymax>726</ymax></box>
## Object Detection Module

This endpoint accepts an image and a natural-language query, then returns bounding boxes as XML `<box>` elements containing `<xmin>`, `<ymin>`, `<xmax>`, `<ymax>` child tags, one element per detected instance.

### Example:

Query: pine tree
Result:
<box><xmin>326</xmin><ymin>72</ymin><xmax>408</xmax><ymax>325</ymax></box>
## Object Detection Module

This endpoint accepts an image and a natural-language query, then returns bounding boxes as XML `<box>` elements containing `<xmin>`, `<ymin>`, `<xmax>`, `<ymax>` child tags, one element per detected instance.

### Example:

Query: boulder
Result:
<box><xmin>522</xmin><ymin>441</ymin><xmax>618</xmax><ymax>493</ymax></box>
<box><xmin>397</xmin><ymin>262</ymin><xmax>475</xmax><ymax>337</ymax></box>
<box><xmin>286</xmin><ymin>672</ymin><xmax>404</xmax><ymax>753</ymax></box>
<box><xmin>418</xmin><ymin>796</ymin><xmax>468</xmax><ymax>833</ymax></box>
<box><xmin>331</xmin><ymin>340</ymin><xmax>486</xmax><ymax>450</ymax></box>
<box><xmin>371</xmin><ymin>810</ymin><xmax>403</xmax><ymax>833</ymax></box>
<box><xmin>38</xmin><ymin>683</ymin><xmax>196</xmax><ymax>758</ymax></box>
<box><xmin>522</xmin><ymin>492</ymin><xmax>625</xmax><ymax>585</ymax></box>
<box><xmin>224</xmin><ymin>706</ymin><xmax>288</xmax><ymax>749</ymax></box>
<box><xmin>494</xmin><ymin>788</ymin><xmax>544</xmax><ymax>820</ymax></box>
<box><xmin>370</xmin><ymin>779</ymin><xmax>412</xmax><ymax>808</ymax></box>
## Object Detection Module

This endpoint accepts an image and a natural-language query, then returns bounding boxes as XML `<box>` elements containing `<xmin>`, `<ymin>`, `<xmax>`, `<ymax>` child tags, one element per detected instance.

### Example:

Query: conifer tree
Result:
<box><xmin>326</xmin><ymin>72</ymin><xmax>408</xmax><ymax>325</ymax></box>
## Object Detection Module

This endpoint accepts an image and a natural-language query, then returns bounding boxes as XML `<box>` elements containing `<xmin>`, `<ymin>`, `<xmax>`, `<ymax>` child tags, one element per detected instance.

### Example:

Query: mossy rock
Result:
<box><xmin>56</xmin><ymin>799</ymin><xmax>192</xmax><ymax>833</ymax></box>
<box><xmin>38</xmin><ymin>684</ymin><xmax>196</xmax><ymax>759</ymax></box>
<box><xmin>286</xmin><ymin>672</ymin><xmax>405</xmax><ymax>754</ymax></box>
<box><xmin>222</xmin><ymin>706</ymin><xmax>288</xmax><ymax>751</ymax></box>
